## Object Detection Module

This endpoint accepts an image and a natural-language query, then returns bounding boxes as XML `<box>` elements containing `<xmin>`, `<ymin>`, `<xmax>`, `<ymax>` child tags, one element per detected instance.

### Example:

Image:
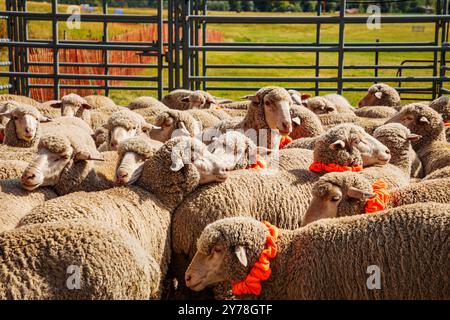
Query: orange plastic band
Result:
<box><xmin>279</xmin><ymin>135</ymin><xmax>293</xmax><ymax>149</ymax></box>
<box><xmin>309</xmin><ymin>161</ymin><xmax>363</xmax><ymax>173</ymax></box>
<box><xmin>364</xmin><ymin>180</ymin><xmax>390</xmax><ymax>214</ymax></box>
<box><xmin>444</xmin><ymin>121</ymin><xmax>450</xmax><ymax>128</ymax></box>
<box><xmin>232</xmin><ymin>221</ymin><xmax>279</xmax><ymax>296</ymax></box>
<box><xmin>247</xmin><ymin>154</ymin><xmax>267</xmax><ymax>170</ymax></box>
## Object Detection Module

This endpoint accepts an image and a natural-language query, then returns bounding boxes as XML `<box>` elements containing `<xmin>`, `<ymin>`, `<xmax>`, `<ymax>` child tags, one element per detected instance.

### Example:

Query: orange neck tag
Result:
<box><xmin>247</xmin><ymin>154</ymin><xmax>267</xmax><ymax>170</ymax></box>
<box><xmin>279</xmin><ymin>136</ymin><xmax>293</xmax><ymax>149</ymax></box>
<box><xmin>232</xmin><ymin>221</ymin><xmax>279</xmax><ymax>296</ymax></box>
<box><xmin>364</xmin><ymin>180</ymin><xmax>390</xmax><ymax>213</ymax></box>
<box><xmin>309</xmin><ymin>162</ymin><xmax>363</xmax><ymax>173</ymax></box>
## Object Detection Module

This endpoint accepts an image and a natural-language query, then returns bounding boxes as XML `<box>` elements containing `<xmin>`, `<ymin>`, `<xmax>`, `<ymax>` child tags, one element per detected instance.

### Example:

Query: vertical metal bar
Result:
<box><xmin>202</xmin><ymin>0</ymin><xmax>207</xmax><ymax>91</ymax></box>
<box><xmin>182</xmin><ymin>0</ymin><xmax>191</xmax><ymax>89</ymax></box>
<box><xmin>12</xmin><ymin>0</ymin><xmax>20</xmax><ymax>94</ymax></box>
<box><xmin>17</xmin><ymin>0</ymin><xmax>24</xmax><ymax>95</ymax></box>
<box><xmin>432</xmin><ymin>0</ymin><xmax>441</xmax><ymax>99</ymax></box>
<box><xmin>168</xmin><ymin>0</ymin><xmax>174</xmax><ymax>91</ymax></box>
<box><xmin>175</xmin><ymin>0</ymin><xmax>181</xmax><ymax>88</ymax></box>
<box><xmin>157</xmin><ymin>0</ymin><xmax>163</xmax><ymax>99</ymax></box>
<box><xmin>314</xmin><ymin>0</ymin><xmax>322</xmax><ymax>96</ymax></box>
<box><xmin>337</xmin><ymin>0</ymin><xmax>346</xmax><ymax>94</ymax></box>
<box><xmin>22</xmin><ymin>0</ymin><xmax>30</xmax><ymax>96</ymax></box>
<box><xmin>374</xmin><ymin>39</ymin><xmax>379</xmax><ymax>82</ymax></box>
<box><xmin>103</xmin><ymin>0</ymin><xmax>109</xmax><ymax>96</ymax></box>
<box><xmin>439</xmin><ymin>0</ymin><xmax>448</xmax><ymax>96</ymax></box>
<box><xmin>194</xmin><ymin>0</ymin><xmax>199</xmax><ymax>90</ymax></box>
<box><xmin>189</xmin><ymin>0</ymin><xmax>194</xmax><ymax>90</ymax></box>
<box><xmin>52</xmin><ymin>0</ymin><xmax>59</xmax><ymax>99</ymax></box>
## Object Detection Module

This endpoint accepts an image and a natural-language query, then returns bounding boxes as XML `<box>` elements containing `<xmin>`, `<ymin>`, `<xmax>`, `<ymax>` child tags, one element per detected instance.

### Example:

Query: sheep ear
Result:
<box><xmin>406</xmin><ymin>133</ymin><xmax>422</xmax><ymax>141</ymax></box>
<box><xmin>374</xmin><ymin>92</ymin><xmax>383</xmax><ymax>100</ymax></box>
<box><xmin>170</xmin><ymin>158</ymin><xmax>184</xmax><ymax>172</ymax></box>
<box><xmin>292</xmin><ymin>117</ymin><xmax>301</xmax><ymax>126</ymax></box>
<box><xmin>49</xmin><ymin>101</ymin><xmax>63</xmax><ymax>108</ymax></box>
<box><xmin>242</xmin><ymin>95</ymin><xmax>259</xmax><ymax>104</ymax></box>
<box><xmin>74</xmin><ymin>150</ymin><xmax>105</xmax><ymax>161</ymax></box>
<box><xmin>142</xmin><ymin>122</ymin><xmax>160</xmax><ymax>134</ymax></box>
<box><xmin>0</xmin><ymin>111</ymin><xmax>12</xmax><ymax>119</ymax></box>
<box><xmin>329</xmin><ymin>140</ymin><xmax>346</xmax><ymax>150</ymax></box>
<box><xmin>347</xmin><ymin>187</ymin><xmax>375</xmax><ymax>200</ymax></box>
<box><xmin>206</xmin><ymin>96</ymin><xmax>218</xmax><ymax>105</ymax></box>
<box><xmin>81</xmin><ymin>103</ymin><xmax>93</xmax><ymax>110</ymax></box>
<box><xmin>38</xmin><ymin>115</ymin><xmax>52</xmax><ymax>123</ymax></box>
<box><xmin>419</xmin><ymin>116</ymin><xmax>430</xmax><ymax>124</ymax></box>
<box><xmin>180</xmin><ymin>97</ymin><xmax>190</xmax><ymax>103</ymax></box>
<box><xmin>235</xmin><ymin>245</ymin><xmax>248</xmax><ymax>267</ymax></box>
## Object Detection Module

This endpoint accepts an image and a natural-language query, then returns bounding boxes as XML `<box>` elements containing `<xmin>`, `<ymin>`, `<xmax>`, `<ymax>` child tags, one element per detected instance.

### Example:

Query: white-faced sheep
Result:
<box><xmin>289</xmin><ymin>104</ymin><xmax>324</xmax><ymax>140</ymax></box>
<box><xmin>386</xmin><ymin>103</ymin><xmax>450</xmax><ymax>175</ymax></box>
<box><xmin>0</xmin><ymin>179</ymin><xmax>57</xmax><ymax>233</ymax></box>
<box><xmin>323</xmin><ymin>93</ymin><xmax>356</xmax><ymax>113</ymax></box>
<box><xmin>97</xmin><ymin>109</ymin><xmax>155</xmax><ymax>151</ymax></box>
<box><xmin>162</xmin><ymin>89</ymin><xmax>230</xmax><ymax>110</ymax></box>
<box><xmin>147</xmin><ymin>109</ymin><xmax>201</xmax><ymax>143</ymax></box>
<box><xmin>47</xmin><ymin>93</ymin><xmax>93</xmax><ymax>117</ymax></box>
<box><xmin>372</xmin><ymin>123</ymin><xmax>424</xmax><ymax>178</ymax></box>
<box><xmin>185</xmin><ymin>206</ymin><xmax>449</xmax><ymax>299</ymax></box>
<box><xmin>303</xmin><ymin>96</ymin><xmax>338</xmax><ymax>115</ymax></box>
<box><xmin>358</xmin><ymin>83</ymin><xmax>401</xmax><ymax>108</ymax></box>
<box><xmin>214</xmin><ymin>86</ymin><xmax>293</xmax><ymax>149</ymax></box>
<box><xmin>128</xmin><ymin>96</ymin><xmax>170</xmax><ymax>124</ymax></box>
<box><xmin>20</xmin><ymin>124</ymin><xmax>110</xmax><ymax>195</ymax></box>
<box><xmin>302</xmin><ymin>171</ymin><xmax>450</xmax><ymax>225</ymax></box>
<box><xmin>0</xmin><ymin>219</ymin><xmax>161</xmax><ymax>299</ymax></box>
<box><xmin>84</xmin><ymin>94</ymin><xmax>117</xmax><ymax>109</ymax></box>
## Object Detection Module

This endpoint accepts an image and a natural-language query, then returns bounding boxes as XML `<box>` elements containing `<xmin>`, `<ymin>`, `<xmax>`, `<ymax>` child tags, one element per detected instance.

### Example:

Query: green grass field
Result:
<box><xmin>0</xmin><ymin>1</ymin><xmax>440</xmax><ymax>105</ymax></box>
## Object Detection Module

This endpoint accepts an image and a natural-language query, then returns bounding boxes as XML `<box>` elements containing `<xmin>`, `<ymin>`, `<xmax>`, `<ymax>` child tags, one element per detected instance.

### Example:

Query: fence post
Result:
<box><xmin>157</xmin><ymin>0</ymin><xmax>163</xmax><ymax>99</ymax></box>
<box><xmin>103</xmin><ymin>0</ymin><xmax>109</xmax><ymax>96</ymax></box>
<box><xmin>337</xmin><ymin>0</ymin><xmax>346</xmax><ymax>94</ymax></box>
<box><xmin>182</xmin><ymin>0</ymin><xmax>191</xmax><ymax>89</ymax></box>
<box><xmin>52</xmin><ymin>0</ymin><xmax>60</xmax><ymax>99</ymax></box>
<box><xmin>315</xmin><ymin>0</ymin><xmax>322</xmax><ymax>96</ymax></box>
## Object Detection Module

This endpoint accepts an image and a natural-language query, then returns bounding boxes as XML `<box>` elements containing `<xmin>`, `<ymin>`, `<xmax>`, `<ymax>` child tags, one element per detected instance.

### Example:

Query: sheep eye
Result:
<box><xmin>212</xmin><ymin>247</ymin><xmax>222</xmax><ymax>254</ymax></box>
<box><xmin>331</xmin><ymin>196</ymin><xmax>341</xmax><ymax>202</ymax></box>
<box><xmin>264</xmin><ymin>100</ymin><xmax>270</xmax><ymax>106</ymax></box>
<box><xmin>13</xmin><ymin>116</ymin><xmax>18</xmax><ymax>120</ymax></box>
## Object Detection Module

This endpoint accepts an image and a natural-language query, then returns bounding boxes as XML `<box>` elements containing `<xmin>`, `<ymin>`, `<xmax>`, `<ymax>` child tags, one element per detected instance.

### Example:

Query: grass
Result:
<box><xmin>0</xmin><ymin>1</ymin><xmax>440</xmax><ymax>105</ymax></box>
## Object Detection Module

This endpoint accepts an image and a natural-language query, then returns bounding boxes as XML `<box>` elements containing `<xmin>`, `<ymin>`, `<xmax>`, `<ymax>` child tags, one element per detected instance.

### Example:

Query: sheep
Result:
<box><xmin>358</xmin><ymin>83</ymin><xmax>401</xmax><ymax>108</ymax></box>
<box><xmin>215</xmin><ymin>101</ymin><xmax>250</xmax><ymax>117</ymax></box>
<box><xmin>303</xmin><ymin>96</ymin><xmax>338</xmax><ymax>115</ymax></box>
<box><xmin>386</xmin><ymin>103</ymin><xmax>450</xmax><ymax>175</ymax></box>
<box><xmin>354</xmin><ymin>106</ymin><xmax>398</xmax><ymax>119</ymax></box>
<box><xmin>372</xmin><ymin>123</ymin><xmax>424</xmax><ymax>178</ymax></box>
<box><xmin>84</xmin><ymin>94</ymin><xmax>117</xmax><ymax>109</ymax></box>
<box><xmin>128</xmin><ymin>96</ymin><xmax>170</xmax><ymax>124</ymax></box>
<box><xmin>185</xmin><ymin>109</ymin><xmax>222</xmax><ymax>128</ymax></box>
<box><xmin>0</xmin><ymin>103</ymin><xmax>52</xmax><ymax>147</ymax></box>
<box><xmin>287</xmin><ymin>89</ymin><xmax>311</xmax><ymax>106</ymax></box>
<box><xmin>423</xmin><ymin>165</ymin><xmax>450</xmax><ymax>180</ymax></box>
<box><xmin>147</xmin><ymin>109</ymin><xmax>201</xmax><ymax>143</ymax></box>
<box><xmin>17</xmin><ymin>186</ymin><xmax>171</xmax><ymax>298</ymax></box>
<box><xmin>0</xmin><ymin>144</ymin><xmax>38</xmax><ymax>162</ymax></box>
<box><xmin>0</xmin><ymin>101</ymin><xmax>18</xmax><ymax>126</ymax></box>
<box><xmin>0</xmin><ymin>94</ymin><xmax>41</xmax><ymax>107</ymax></box>
<box><xmin>289</xmin><ymin>105</ymin><xmax>324</xmax><ymax>140</ymax></box>
<box><xmin>214</xmin><ymin>86</ymin><xmax>293</xmax><ymax>149</ymax></box>
<box><xmin>47</xmin><ymin>93</ymin><xmax>93</xmax><ymax>117</ymax></box>
<box><xmin>0</xmin><ymin>179</ymin><xmax>57</xmax><ymax>233</ymax></box>
<box><xmin>322</xmin><ymin>93</ymin><xmax>356</xmax><ymax>113</ymax></box>
<box><xmin>162</xmin><ymin>89</ymin><xmax>230</xmax><ymax>110</ymax></box>
<box><xmin>185</xmin><ymin>206</ymin><xmax>449</xmax><ymax>299</ymax></box>
<box><xmin>0</xmin><ymin>159</ymin><xmax>28</xmax><ymax>180</ymax></box>
<box><xmin>20</xmin><ymin>123</ymin><xmax>111</xmax><ymax>196</ymax></box>
<box><xmin>428</xmin><ymin>95</ymin><xmax>449</xmax><ymax>115</ymax></box>
<box><xmin>302</xmin><ymin>172</ymin><xmax>450</xmax><ymax>225</ymax></box>
<box><xmin>97</xmin><ymin>109</ymin><xmax>154</xmax><ymax>151</ymax></box>
<box><xmin>0</xmin><ymin>219</ymin><xmax>161</xmax><ymax>299</ymax></box>
<box><xmin>171</xmin><ymin>123</ymin><xmax>389</xmax><ymax>295</ymax></box>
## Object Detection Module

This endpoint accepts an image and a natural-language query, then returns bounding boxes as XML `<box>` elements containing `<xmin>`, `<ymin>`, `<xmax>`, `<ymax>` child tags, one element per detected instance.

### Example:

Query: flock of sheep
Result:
<box><xmin>0</xmin><ymin>83</ymin><xmax>449</xmax><ymax>300</ymax></box>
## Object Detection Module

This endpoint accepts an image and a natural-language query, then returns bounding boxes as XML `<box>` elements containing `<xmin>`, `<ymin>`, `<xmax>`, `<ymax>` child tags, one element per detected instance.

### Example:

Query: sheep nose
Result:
<box><xmin>116</xmin><ymin>169</ymin><xmax>129</xmax><ymax>185</ymax></box>
<box><xmin>21</xmin><ymin>171</ymin><xmax>35</xmax><ymax>182</ymax></box>
<box><xmin>24</xmin><ymin>127</ymin><xmax>32</xmax><ymax>134</ymax></box>
<box><xmin>185</xmin><ymin>273</ymin><xmax>192</xmax><ymax>286</ymax></box>
<box><xmin>110</xmin><ymin>142</ymin><xmax>118</xmax><ymax>150</ymax></box>
<box><xmin>281</xmin><ymin>121</ymin><xmax>292</xmax><ymax>133</ymax></box>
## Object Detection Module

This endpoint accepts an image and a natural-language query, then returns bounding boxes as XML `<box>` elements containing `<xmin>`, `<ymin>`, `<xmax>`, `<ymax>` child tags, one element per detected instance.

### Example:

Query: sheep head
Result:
<box><xmin>303</xmin><ymin>96</ymin><xmax>337</xmax><ymax>115</ymax></box>
<box><xmin>49</xmin><ymin>93</ymin><xmax>93</xmax><ymax>117</ymax></box>
<box><xmin>244</xmin><ymin>86</ymin><xmax>293</xmax><ymax>135</ymax></box>
<box><xmin>385</xmin><ymin>103</ymin><xmax>444</xmax><ymax>148</ymax></box>
<box><xmin>150</xmin><ymin>110</ymin><xmax>201</xmax><ymax>143</ymax></box>
<box><xmin>358</xmin><ymin>83</ymin><xmax>401</xmax><ymax>107</ymax></box>
<box><xmin>287</xmin><ymin>89</ymin><xmax>311</xmax><ymax>106</ymax></box>
<box><xmin>21</xmin><ymin>132</ymin><xmax>103</xmax><ymax>191</ymax></box>
<box><xmin>105</xmin><ymin>110</ymin><xmax>150</xmax><ymax>150</ymax></box>
<box><xmin>302</xmin><ymin>172</ymin><xmax>375</xmax><ymax>226</ymax></box>
<box><xmin>185</xmin><ymin>217</ymin><xmax>267</xmax><ymax>292</ymax></box>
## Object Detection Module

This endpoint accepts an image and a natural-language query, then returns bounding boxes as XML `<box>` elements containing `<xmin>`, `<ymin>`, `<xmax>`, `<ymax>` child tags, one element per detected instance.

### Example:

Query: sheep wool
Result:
<box><xmin>195</xmin><ymin>205</ymin><xmax>449</xmax><ymax>299</ymax></box>
<box><xmin>0</xmin><ymin>159</ymin><xmax>28</xmax><ymax>180</ymax></box>
<box><xmin>3</xmin><ymin>104</ymin><xmax>43</xmax><ymax>148</ymax></box>
<box><xmin>354</xmin><ymin>106</ymin><xmax>398</xmax><ymax>119</ymax></box>
<box><xmin>289</xmin><ymin>104</ymin><xmax>324</xmax><ymax>139</ymax></box>
<box><xmin>0</xmin><ymin>219</ymin><xmax>160</xmax><ymax>299</ymax></box>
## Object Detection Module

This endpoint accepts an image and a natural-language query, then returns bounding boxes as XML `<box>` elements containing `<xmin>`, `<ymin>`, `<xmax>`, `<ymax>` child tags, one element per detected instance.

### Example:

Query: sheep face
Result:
<box><xmin>151</xmin><ymin>115</ymin><xmax>177</xmax><ymax>142</ymax></box>
<box><xmin>181</xmin><ymin>92</ymin><xmax>207</xmax><ymax>109</ymax></box>
<box><xmin>359</xmin><ymin>133</ymin><xmax>391</xmax><ymax>166</ymax></box>
<box><xmin>304</xmin><ymin>97</ymin><xmax>337</xmax><ymax>115</ymax></box>
<box><xmin>49</xmin><ymin>93</ymin><xmax>92</xmax><ymax>117</ymax></box>
<box><xmin>185</xmin><ymin>217</ymin><xmax>267</xmax><ymax>292</ymax></box>
<box><xmin>1</xmin><ymin>107</ymin><xmax>50</xmax><ymax>142</ymax></box>
<box><xmin>288</xmin><ymin>90</ymin><xmax>311</xmax><ymax>106</ymax></box>
<box><xmin>358</xmin><ymin>83</ymin><xmax>400</xmax><ymax>107</ymax></box>
<box><xmin>262</xmin><ymin>93</ymin><xmax>293</xmax><ymax>135</ymax></box>
<box><xmin>116</xmin><ymin>151</ymin><xmax>148</xmax><ymax>186</ymax></box>
<box><xmin>170</xmin><ymin>137</ymin><xmax>228</xmax><ymax>184</ymax></box>
<box><xmin>109</xmin><ymin>126</ymin><xmax>137</xmax><ymax>150</ymax></box>
<box><xmin>302</xmin><ymin>172</ymin><xmax>375</xmax><ymax>226</ymax></box>
<box><xmin>21</xmin><ymin>147</ymin><xmax>74</xmax><ymax>190</ymax></box>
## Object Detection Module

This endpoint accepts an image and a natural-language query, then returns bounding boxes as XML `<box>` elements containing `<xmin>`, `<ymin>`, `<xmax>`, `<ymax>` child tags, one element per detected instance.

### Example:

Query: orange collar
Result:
<box><xmin>364</xmin><ymin>180</ymin><xmax>390</xmax><ymax>213</ymax></box>
<box><xmin>444</xmin><ymin>121</ymin><xmax>450</xmax><ymax>128</ymax></box>
<box><xmin>309</xmin><ymin>162</ymin><xmax>363</xmax><ymax>173</ymax></box>
<box><xmin>279</xmin><ymin>135</ymin><xmax>293</xmax><ymax>149</ymax></box>
<box><xmin>232</xmin><ymin>221</ymin><xmax>279</xmax><ymax>296</ymax></box>
<box><xmin>247</xmin><ymin>154</ymin><xmax>267</xmax><ymax>170</ymax></box>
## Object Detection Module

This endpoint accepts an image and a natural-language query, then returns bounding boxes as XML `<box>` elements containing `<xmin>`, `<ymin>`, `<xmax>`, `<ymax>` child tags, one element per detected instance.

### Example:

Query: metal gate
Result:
<box><xmin>0</xmin><ymin>0</ymin><xmax>449</xmax><ymax>101</ymax></box>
